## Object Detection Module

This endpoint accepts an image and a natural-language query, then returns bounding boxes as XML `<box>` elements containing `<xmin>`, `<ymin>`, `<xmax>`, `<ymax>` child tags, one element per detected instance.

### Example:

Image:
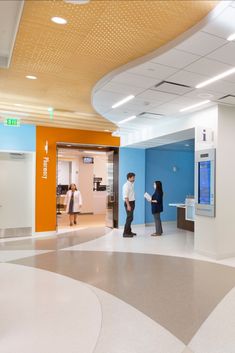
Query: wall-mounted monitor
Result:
<box><xmin>195</xmin><ymin>149</ymin><xmax>215</xmax><ymax>217</ymax></box>
<box><xmin>83</xmin><ymin>156</ymin><xmax>94</xmax><ymax>164</ymax></box>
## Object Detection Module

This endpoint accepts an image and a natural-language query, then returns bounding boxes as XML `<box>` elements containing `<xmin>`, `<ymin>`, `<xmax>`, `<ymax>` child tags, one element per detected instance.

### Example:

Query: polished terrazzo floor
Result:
<box><xmin>1</xmin><ymin>223</ymin><xmax>235</xmax><ymax>352</ymax></box>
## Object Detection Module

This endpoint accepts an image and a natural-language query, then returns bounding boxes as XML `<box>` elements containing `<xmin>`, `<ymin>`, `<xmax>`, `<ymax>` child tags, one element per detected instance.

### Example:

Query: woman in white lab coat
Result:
<box><xmin>64</xmin><ymin>183</ymin><xmax>82</xmax><ymax>226</ymax></box>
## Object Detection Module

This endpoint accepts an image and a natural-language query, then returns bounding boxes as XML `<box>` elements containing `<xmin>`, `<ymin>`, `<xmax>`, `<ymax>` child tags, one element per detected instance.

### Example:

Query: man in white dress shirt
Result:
<box><xmin>123</xmin><ymin>172</ymin><xmax>137</xmax><ymax>237</ymax></box>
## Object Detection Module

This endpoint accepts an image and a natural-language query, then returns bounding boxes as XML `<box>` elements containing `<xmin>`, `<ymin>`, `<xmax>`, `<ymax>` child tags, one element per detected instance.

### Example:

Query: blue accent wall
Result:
<box><xmin>119</xmin><ymin>147</ymin><xmax>145</xmax><ymax>226</ymax></box>
<box><xmin>0</xmin><ymin>124</ymin><xmax>36</xmax><ymax>152</ymax></box>
<box><xmin>145</xmin><ymin>149</ymin><xmax>194</xmax><ymax>222</ymax></box>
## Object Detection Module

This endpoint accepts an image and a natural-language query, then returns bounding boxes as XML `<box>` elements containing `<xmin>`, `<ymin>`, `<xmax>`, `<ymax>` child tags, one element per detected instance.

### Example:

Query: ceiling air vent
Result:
<box><xmin>138</xmin><ymin>112</ymin><xmax>164</xmax><ymax>119</ymax></box>
<box><xmin>152</xmin><ymin>81</ymin><xmax>192</xmax><ymax>95</ymax></box>
<box><xmin>218</xmin><ymin>94</ymin><xmax>235</xmax><ymax>105</ymax></box>
<box><xmin>9</xmin><ymin>153</ymin><xmax>25</xmax><ymax>159</ymax></box>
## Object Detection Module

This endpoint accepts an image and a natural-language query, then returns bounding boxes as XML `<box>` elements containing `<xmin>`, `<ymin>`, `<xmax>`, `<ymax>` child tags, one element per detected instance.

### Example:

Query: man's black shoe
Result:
<box><xmin>123</xmin><ymin>233</ymin><xmax>133</xmax><ymax>238</ymax></box>
<box><xmin>131</xmin><ymin>232</ymin><xmax>137</xmax><ymax>236</ymax></box>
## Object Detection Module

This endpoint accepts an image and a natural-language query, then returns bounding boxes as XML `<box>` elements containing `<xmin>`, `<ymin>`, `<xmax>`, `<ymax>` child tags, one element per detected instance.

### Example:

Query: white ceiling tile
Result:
<box><xmin>101</xmin><ymin>82</ymin><xmax>144</xmax><ymax>95</ymax></box>
<box><xmin>112</xmin><ymin>72</ymin><xmax>160</xmax><ymax>88</ymax></box>
<box><xmin>151</xmin><ymin>49</ymin><xmax>200</xmax><ymax>69</ymax></box>
<box><xmin>170</xmin><ymin>96</ymin><xmax>206</xmax><ymax>107</ymax></box>
<box><xmin>93</xmin><ymin>90</ymin><xmax>125</xmax><ymax>108</ymax></box>
<box><xmin>128</xmin><ymin>62</ymin><xmax>177</xmax><ymax>80</ymax></box>
<box><xmin>136</xmin><ymin>89</ymin><xmax>177</xmax><ymax>104</ymax></box>
<box><xmin>184</xmin><ymin>88</ymin><xmax>223</xmax><ymax>100</ymax></box>
<box><xmin>200</xmin><ymin>78</ymin><xmax>235</xmax><ymax>95</ymax></box>
<box><xmin>207</xmin><ymin>42</ymin><xmax>235</xmax><ymax>67</ymax></box>
<box><xmin>103</xmin><ymin>110</ymin><xmax>134</xmax><ymax>120</ymax></box>
<box><xmin>148</xmin><ymin>103</ymin><xmax>182</xmax><ymax>115</ymax></box>
<box><xmin>167</xmin><ymin>70</ymin><xmax>208</xmax><ymax>87</ymax></box>
<box><xmin>202</xmin><ymin>6</ymin><xmax>235</xmax><ymax>40</ymax></box>
<box><xmin>185</xmin><ymin>58</ymin><xmax>232</xmax><ymax>77</ymax></box>
<box><xmin>175</xmin><ymin>31</ymin><xmax>226</xmax><ymax>56</ymax></box>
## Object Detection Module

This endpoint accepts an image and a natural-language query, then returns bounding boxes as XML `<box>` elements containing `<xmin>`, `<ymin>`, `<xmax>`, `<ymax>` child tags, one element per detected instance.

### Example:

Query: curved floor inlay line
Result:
<box><xmin>89</xmin><ymin>285</ymin><xmax>185</xmax><ymax>353</ymax></box>
<box><xmin>0</xmin><ymin>263</ymin><xmax>102</xmax><ymax>353</ymax></box>
<box><xmin>11</xmin><ymin>249</ymin><xmax>235</xmax><ymax>344</ymax></box>
<box><xmin>188</xmin><ymin>285</ymin><xmax>235</xmax><ymax>353</ymax></box>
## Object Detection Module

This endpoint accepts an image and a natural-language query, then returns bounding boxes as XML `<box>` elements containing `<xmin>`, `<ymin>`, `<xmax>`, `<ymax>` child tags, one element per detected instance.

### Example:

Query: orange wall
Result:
<box><xmin>36</xmin><ymin>126</ymin><xmax>120</xmax><ymax>232</ymax></box>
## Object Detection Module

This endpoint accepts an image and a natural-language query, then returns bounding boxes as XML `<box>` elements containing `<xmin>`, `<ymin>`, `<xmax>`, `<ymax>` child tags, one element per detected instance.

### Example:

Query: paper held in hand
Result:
<box><xmin>144</xmin><ymin>192</ymin><xmax>152</xmax><ymax>202</ymax></box>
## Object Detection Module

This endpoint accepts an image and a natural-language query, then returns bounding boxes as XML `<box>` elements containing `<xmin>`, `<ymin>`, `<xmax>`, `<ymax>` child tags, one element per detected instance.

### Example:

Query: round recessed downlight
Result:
<box><xmin>198</xmin><ymin>93</ymin><xmax>214</xmax><ymax>99</ymax></box>
<box><xmin>51</xmin><ymin>17</ymin><xmax>67</xmax><ymax>25</ymax></box>
<box><xmin>26</xmin><ymin>75</ymin><xmax>37</xmax><ymax>80</ymax></box>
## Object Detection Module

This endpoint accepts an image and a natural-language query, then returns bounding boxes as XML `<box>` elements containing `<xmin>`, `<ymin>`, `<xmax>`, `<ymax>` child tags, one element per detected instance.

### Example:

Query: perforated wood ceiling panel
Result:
<box><xmin>0</xmin><ymin>0</ymin><xmax>217</xmax><ymax>130</ymax></box>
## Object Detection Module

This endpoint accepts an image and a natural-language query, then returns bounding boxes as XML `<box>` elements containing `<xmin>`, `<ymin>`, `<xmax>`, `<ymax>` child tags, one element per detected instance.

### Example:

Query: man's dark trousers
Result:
<box><xmin>123</xmin><ymin>201</ymin><xmax>135</xmax><ymax>235</ymax></box>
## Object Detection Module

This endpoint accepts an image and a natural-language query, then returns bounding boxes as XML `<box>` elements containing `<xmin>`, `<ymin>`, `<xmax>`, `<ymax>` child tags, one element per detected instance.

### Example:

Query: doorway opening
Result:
<box><xmin>0</xmin><ymin>151</ymin><xmax>35</xmax><ymax>238</ymax></box>
<box><xmin>56</xmin><ymin>144</ymin><xmax>119</xmax><ymax>232</ymax></box>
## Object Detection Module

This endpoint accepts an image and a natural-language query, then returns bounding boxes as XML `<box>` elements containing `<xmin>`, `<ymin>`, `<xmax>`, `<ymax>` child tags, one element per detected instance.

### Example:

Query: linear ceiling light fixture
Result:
<box><xmin>180</xmin><ymin>100</ymin><xmax>211</xmax><ymax>112</ymax></box>
<box><xmin>26</xmin><ymin>75</ymin><xmax>37</xmax><ymax>80</ymax></box>
<box><xmin>112</xmin><ymin>95</ymin><xmax>135</xmax><ymax>109</ymax></box>
<box><xmin>227</xmin><ymin>33</ymin><xmax>235</xmax><ymax>41</ymax></box>
<box><xmin>118</xmin><ymin>115</ymin><xmax>137</xmax><ymax>124</ymax></box>
<box><xmin>196</xmin><ymin>68</ymin><xmax>235</xmax><ymax>88</ymax></box>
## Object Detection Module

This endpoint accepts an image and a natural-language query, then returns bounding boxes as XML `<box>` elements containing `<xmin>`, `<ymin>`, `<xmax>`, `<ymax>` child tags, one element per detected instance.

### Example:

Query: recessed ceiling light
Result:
<box><xmin>26</xmin><ymin>75</ymin><xmax>37</xmax><ymax>80</ymax></box>
<box><xmin>196</xmin><ymin>68</ymin><xmax>235</xmax><ymax>89</ymax></box>
<box><xmin>118</xmin><ymin>115</ymin><xmax>137</xmax><ymax>124</ymax></box>
<box><xmin>51</xmin><ymin>17</ymin><xmax>67</xmax><ymax>25</ymax></box>
<box><xmin>227</xmin><ymin>33</ymin><xmax>235</xmax><ymax>41</ymax></box>
<box><xmin>112</xmin><ymin>95</ymin><xmax>135</xmax><ymax>109</ymax></box>
<box><xmin>197</xmin><ymin>93</ymin><xmax>214</xmax><ymax>99</ymax></box>
<box><xmin>180</xmin><ymin>100</ymin><xmax>211</xmax><ymax>112</ymax></box>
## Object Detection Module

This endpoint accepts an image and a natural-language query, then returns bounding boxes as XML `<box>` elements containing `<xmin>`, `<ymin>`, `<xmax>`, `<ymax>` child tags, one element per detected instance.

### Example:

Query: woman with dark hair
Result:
<box><xmin>64</xmin><ymin>183</ymin><xmax>82</xmax><ymax>226</ymax></box>
<box><xmin>150</xmin><ymin>180</ymin><xmax>163</xmax><ymax>236</ymax></box>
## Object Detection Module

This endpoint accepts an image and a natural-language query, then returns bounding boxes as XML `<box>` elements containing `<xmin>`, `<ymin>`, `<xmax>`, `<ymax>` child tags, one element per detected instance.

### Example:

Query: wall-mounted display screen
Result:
<box><xmin>83</xmin><ymin>156</ymin><xmax>94</xmax><ymax>164</ymax></box>
<box><xmin>198</xmin><ymin>161</ymin><xmax>211</xmax><ymax>205</ymax></box>
<box><xmin>195</xmin><ymin>148</ymin><xmax>215</xmax><ymax>217</ymax></box>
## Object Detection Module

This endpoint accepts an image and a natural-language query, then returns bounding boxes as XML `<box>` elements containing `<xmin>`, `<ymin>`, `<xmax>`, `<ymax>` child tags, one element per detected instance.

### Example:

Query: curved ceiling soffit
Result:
<box><xmin>92</xmin><ymin>1</ymin><xmax>229</xmax><ymax>128</ymax></box>
<box><xmin>0</xmin><ymin>0</ymin><xmax>219</xmax><ymax>132</ymax></box>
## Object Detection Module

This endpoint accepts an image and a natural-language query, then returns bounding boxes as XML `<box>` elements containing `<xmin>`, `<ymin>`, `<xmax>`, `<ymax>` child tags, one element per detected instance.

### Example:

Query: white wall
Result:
<box><xmin>58</xmin><ymin>160</ymin><xmax>71</xmax><ymax>185</ymax></box>
<box><xmin>186</xmin><ymin>105</ymin><xmax>235</xmax><ymax>259</ymax></box>
<box><xmin>78</xmin><ymin>156</ymin><xmax>94</xmax><ymax>213</ymax></box>
<box><xmin>0</xmin><ymin>152</ymin><xmax>34</xmax><ymax>229</ymax></box>
<box><xmin>215</xmin><ymin>105</ymin><xmax>235</xmax><ymax>258</ymax></box>
<box><xmin>93</xmin><ymin>155</ymin><xmax>107</xmax><ymax>184</ymax></box>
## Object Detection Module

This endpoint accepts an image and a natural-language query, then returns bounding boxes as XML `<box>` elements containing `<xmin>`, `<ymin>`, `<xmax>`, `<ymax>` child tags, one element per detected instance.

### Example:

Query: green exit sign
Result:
<box><xmin>4</xmin><ymin>118</ymin><xmax>20</xmax><ymax>127</ymax></box>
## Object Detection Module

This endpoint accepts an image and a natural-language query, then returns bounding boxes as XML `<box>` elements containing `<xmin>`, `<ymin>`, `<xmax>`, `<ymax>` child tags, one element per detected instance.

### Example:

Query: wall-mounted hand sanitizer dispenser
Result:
<box><xmin>195</xmin><ymin>149</ymin><xmax>215</xmax><ymax>217</ymax></box>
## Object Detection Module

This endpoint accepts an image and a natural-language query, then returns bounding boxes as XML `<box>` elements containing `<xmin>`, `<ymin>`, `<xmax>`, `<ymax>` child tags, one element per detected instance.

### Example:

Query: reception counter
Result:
<box><xmin>169</xmin><ymin>203</ymin><xmax>194</xmax><ymax>232</ymax></box>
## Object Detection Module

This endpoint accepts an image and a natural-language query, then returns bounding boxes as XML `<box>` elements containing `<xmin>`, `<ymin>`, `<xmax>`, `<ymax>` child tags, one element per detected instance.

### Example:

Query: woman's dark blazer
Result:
<box><xmin>151</xmin><ymin>191</ymin><xmax>163</xmax><ymax>214</ymax></box>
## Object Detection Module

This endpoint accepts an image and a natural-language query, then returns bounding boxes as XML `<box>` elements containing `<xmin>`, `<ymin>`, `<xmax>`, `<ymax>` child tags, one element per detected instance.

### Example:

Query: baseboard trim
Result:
<box><xmin>33</xmin><ymin>231</ymin><xmax>57</xmax><ymax>237</ymax></box>
<box><xmin>0</xmin><ymin>227</ymin><xmax>32</xmax><ymax>238</ymax></box>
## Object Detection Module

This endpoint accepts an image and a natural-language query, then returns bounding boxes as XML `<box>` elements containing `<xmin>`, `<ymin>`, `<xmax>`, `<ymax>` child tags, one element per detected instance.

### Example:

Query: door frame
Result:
<box><xmin>56</xmin><ymin>143</ymin><xmax>119</xmax><ymax>229</ymax></box>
